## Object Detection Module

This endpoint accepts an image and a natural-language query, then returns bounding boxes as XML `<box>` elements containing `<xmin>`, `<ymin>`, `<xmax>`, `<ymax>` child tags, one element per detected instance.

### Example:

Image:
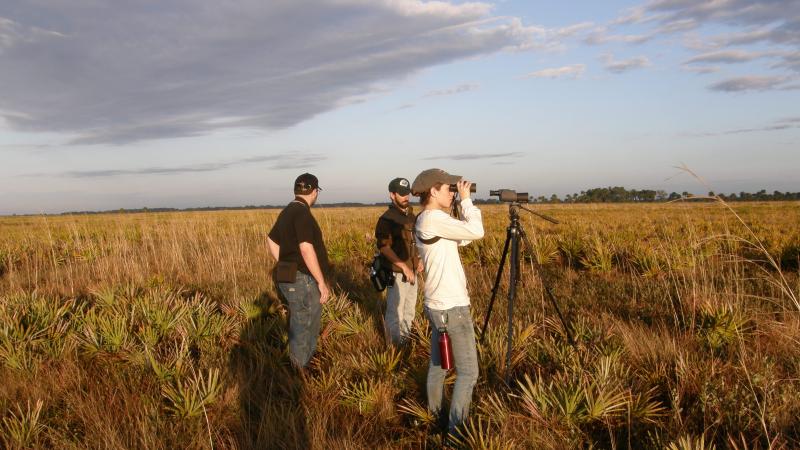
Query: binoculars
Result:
<box><xmin>449</xmin><ymin>183</ymin><xmax>477</xmax><ymax>193</ymax></box>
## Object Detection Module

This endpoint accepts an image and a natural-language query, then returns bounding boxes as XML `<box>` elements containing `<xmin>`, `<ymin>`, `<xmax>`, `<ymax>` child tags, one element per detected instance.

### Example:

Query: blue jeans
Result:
<box><xmin>425</xmin><ymin>305</ymin><xmax>479</xmax><ymax>432</ymax></box>
<box><xmin>278</xmin><ymin>272</ymin><xmax>322</xmax><ymax>368</ymax></box>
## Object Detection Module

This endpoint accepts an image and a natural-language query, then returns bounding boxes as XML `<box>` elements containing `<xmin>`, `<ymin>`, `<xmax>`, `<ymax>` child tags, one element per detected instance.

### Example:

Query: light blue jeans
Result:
<box><xmin>385</xmin><ymin>273</ymin><xmax>418</xmax><ymax>346</ymax></box>
<box><xmin>425</xmin><ymin>305</ymin><xmax>479</xmax><ymax>432</ymax></box>
<box><xmin>278</xmin><ymin>272</ymin><xmax>322</xmax><ymax>368</ymax></box>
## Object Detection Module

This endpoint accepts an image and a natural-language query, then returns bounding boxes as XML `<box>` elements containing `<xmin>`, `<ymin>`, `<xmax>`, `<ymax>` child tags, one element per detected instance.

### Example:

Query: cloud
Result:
<box><xmin>681</xmin><ymin>65</ymin><xmax>720</xmax><ymax>74</ymax></box>
<box><xmin>422</xmin><ymin>152</ymin><xmax>525</xmax><ymax>161</ymax></box>
<box><xmin>645</xmin><ymin>0</ymin><xmax>800</xmax><ymax>46</ymax></box>
<box><xmin>554</xmin><ymin>22</ymin><xmax>595</xmax><ymax>38</ymax></box>
<box><xmin>601</xmin><ymin>54</ymin><xmax>651</xmax><ymax>74</ymax></box>
<box><xmin>0</xmin><ymin>1</ymin><xmax>539</xmax><ymax>145</ymax></box>
<box><xmin>601</xmin><ymin>0</ymin><xmax>800</xmax><ymax>83</ymax></box>
<box><xmin>31</xmin><ymin>154</ymin><xmax>326</xmax><ymax>178</ymax></box>
<box><xmin>584</xmin><ymin>26</ymin><xmax>653</xmax><ymax>45</ymax></box>
<box><xmin>524</xmin><ymin>64</ymin><xmax>586</xmax><ymax>79</ymax></box>
<box><xmin>708</xmin><ymin>75</ymin><xmax>792</xmax><ymax>92</ymax></box>
<box><xmin>685</xmin><ymin>49</ymin><xmax>772</xmax><ymax>64</ymax></box>
<box><xmin>687</xmin><ymin>117</ymin><xmax>800</xmax><ymax>137</ymax></box>
<box><xmin>772</xmin><ymin>51</ymin><xmax>800</xmax><ymax>73</ymax></box>
<box><xmin>423</xmin><ymin>83</ymin><xmax>480</xmax><ymax>98</ymax></box>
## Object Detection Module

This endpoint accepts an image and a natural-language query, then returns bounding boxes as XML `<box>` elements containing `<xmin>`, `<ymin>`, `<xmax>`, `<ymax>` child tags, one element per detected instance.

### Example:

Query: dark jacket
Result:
<box><xmin>374</xmin><ymin>205</ymin><xmax>418</xmax><ymax>273</ymax></box>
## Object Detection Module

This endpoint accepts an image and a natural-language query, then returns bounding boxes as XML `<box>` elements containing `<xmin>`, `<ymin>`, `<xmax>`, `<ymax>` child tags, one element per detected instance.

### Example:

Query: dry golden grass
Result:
<box><xmin>0</xmin><ymin>201</ymin><xmax>798</xmax><ymax>448</ymax></box>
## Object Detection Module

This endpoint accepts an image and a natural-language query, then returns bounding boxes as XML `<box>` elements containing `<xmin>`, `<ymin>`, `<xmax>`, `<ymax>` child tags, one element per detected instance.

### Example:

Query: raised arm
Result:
<box><xmin>419</xmin><ymin>198</ymin><xmax>484</xmax><ymax>242</ymax></box>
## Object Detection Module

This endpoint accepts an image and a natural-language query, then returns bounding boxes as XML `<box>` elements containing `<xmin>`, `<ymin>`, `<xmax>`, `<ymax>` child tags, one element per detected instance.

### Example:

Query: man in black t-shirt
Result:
<box><xmin>375</xmin><ymin>177</ymin><xmax>422</xmax><ymax>346</ymax></box>
<box><xmin>267</xmin><ymin>173</ymin><xmax>330</xmax><ymax>368</ymax></box>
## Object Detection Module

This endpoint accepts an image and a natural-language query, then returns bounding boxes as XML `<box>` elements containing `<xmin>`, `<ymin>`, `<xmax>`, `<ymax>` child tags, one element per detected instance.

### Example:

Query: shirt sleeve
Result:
<box><xmin>268</xmin><ymin>224</ymin><xmax>280</xmax><ymax>244</ymax></box>
<box><xmin>423</xmin><ymin>198</ymin><xmax>484</xmax><ymax>244</ymax></box>
<box><xmin>375</xmin><ymin>218</ymin><xmax>392</xmax><ymax>249</ymax></box>
<box><xmin>294</xmin><ymin>210</ymin><xmax>316</xmax><ymax>244</ymax></box>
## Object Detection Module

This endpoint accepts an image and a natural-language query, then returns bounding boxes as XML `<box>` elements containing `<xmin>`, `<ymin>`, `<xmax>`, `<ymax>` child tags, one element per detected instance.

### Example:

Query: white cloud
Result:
<box><xmin>524</xmin><ymin>64</ymin><xmax>586</xmax><ymax>79</ymax></box>
<box><xmin>708</xmin><ymin>75</ymin><xmax>792</xmax><ymax>92</ymax></box>
<box><xmin>0</xmin><ymin>0</ymin><xmax>538</xmax><ymax>145</ymax></box>
<box><xmin>601</xmin><ymin>54</ymin><xmax>651</xmax><ymax>74</ymax></box>
<box><xmin>681</xmin><ymin>65</ymin><xmax>720</xmax><ymax>74</ymax></box>
<box><xmin>423</xmin><ymin>83</ymin><xmax>480</xmax><ymax>97</ymax></box>
<box><xmin>584</xmin><ymin>26</ymin><xmax>653</xmax><ymax>45</ymax></box>
<box><xmin>685</xmin><ymin>49</ymin><xmax>772</xmax><ymax>64</ymax></box>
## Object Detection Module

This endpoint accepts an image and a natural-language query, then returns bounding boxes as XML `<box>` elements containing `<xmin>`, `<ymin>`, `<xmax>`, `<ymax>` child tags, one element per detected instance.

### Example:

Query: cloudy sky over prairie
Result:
<box><xmin>1</xmin><ymin>0</ymin><xmax>798</xmax><ymax>213</ymax></box>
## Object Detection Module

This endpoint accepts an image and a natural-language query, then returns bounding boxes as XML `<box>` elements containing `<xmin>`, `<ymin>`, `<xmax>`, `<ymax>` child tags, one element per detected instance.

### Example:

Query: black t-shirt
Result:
<box><xmin>374</xmin><ymin>205</ymin><xmax>417</xmax><ymax>272</ymax></box>
<box><xmin>268</xmin><ymin>197</ymin><xmax>330</xmax><ymax>277</ymax></box>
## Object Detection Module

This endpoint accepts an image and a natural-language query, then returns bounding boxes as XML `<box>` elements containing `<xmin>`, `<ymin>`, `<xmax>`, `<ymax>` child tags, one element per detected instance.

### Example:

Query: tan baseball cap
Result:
<box><xmin>411</xmin><ymin>168</ymin><xmax>462</xmax><ymax>195</ymax></box>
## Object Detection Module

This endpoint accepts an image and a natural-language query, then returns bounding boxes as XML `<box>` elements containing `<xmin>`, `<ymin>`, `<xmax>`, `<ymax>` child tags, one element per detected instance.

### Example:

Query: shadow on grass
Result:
<box><xmin>328</xmin><ymin>260</ymin><xmax>388</xmax><ymax>345</ymax></box>
<box><xmin>229</xmin><ymin>282</ymin><xmax>309</xmax><ymax>449</ymax></box>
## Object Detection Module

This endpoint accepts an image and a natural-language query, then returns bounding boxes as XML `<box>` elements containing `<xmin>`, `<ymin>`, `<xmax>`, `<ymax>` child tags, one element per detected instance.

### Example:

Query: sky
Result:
<box><xmin>0</xmin><ymin>0</ymin><xmax>798</xmax><ymax>214</ymax></box>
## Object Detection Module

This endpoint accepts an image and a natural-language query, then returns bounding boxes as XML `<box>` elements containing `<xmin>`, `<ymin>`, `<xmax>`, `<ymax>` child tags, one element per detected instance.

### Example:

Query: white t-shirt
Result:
<box><xmin>415</xmin><ymin>198</ymin><xmax>484</xmax><ymax>310</ymax></box>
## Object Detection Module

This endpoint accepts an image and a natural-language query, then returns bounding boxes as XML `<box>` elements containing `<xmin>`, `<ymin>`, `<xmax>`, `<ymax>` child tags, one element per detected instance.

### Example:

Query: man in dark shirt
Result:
<box><xmin>375</xmin><ymin>177</ymin><xmax>422</xmax><ymax>346</ymax></box>
<box><xmin>267</xmin><ymin>173</ymin><xmax>330</xmax><ymax>368</ymax></box>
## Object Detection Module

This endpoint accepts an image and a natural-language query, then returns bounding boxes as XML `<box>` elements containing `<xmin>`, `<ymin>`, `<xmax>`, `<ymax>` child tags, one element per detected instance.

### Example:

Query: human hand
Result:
<box><xmin>319</xmin><ymin>282</ymin><xmax>330</xmax><ymax>304</ymax></box>
<box><xmin>401</xmin><ymin>264</ymin><xmax>416</xmax><ymax>285</ymax></box>
<box><xmin>457</xmin><ymin>180</ymin><xmax>472</xmax><ymax>200</ymax></box>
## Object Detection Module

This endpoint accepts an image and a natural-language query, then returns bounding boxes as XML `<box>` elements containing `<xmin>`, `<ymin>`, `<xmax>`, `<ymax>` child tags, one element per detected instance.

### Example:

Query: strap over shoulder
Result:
<box><xmin>414</xmin><ymin>226</ymin><xmax>440</xmax><ymax>245</ymax></box>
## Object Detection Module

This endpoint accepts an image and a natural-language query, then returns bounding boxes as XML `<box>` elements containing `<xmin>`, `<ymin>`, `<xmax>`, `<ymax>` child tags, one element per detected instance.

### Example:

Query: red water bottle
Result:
<box><xmin>438</xmin><ymin>326</ymin><xmax>453</xmax><ymax>371</ymax></box>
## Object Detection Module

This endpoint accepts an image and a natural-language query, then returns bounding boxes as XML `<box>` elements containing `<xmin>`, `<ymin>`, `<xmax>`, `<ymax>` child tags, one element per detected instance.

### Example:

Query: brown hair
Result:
<box><xmin>419</xmin><ymin>182</ymin><xmax>443</xmax><ymax>206</ymax></box>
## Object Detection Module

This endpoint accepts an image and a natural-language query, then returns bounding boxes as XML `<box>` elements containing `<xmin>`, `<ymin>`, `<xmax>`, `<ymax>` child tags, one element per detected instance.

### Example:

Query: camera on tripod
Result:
<box><xmin>489</xmin><ymin>189</ymin><xmax>528</xmax><ymax>203</ymax></box>
<box><xmin>481</xmin><ymin>188</ymin><xmax>571</xmax><ymax>382</ymax></box>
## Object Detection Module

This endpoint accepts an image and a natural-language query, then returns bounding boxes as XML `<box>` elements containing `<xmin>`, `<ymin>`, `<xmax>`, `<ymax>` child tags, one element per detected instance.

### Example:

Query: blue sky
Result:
<box><xmin>1</xmin><ymin>0</ymin><xmax>798</xmax><ymax>214</ymax></box>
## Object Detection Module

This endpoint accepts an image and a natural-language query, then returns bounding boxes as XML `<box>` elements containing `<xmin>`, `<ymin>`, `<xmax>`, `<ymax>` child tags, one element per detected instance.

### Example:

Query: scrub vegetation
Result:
<box><xmin>0</xmin><ymin>199</ymin><xmax>798</xmax><ymax>449</ymax></box>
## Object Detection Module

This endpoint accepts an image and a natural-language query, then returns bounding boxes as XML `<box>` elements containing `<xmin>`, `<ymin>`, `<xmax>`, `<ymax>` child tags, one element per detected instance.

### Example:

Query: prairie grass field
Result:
<box><xmin>1</xmin><ymin>201</ymin><xmax>799</xmax><ymax>449</ymax></box>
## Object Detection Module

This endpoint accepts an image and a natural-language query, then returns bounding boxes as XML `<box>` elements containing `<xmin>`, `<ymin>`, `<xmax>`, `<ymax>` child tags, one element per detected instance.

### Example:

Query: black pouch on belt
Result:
<box><xmin>275</xmin><ymin>260</ymin><xmax>298</xmax><ymax>283</ymax></box>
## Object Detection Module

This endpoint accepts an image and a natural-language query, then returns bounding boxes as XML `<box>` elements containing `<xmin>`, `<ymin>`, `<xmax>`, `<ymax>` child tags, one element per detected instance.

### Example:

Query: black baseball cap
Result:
<box><xmin>388</xmin><ymin>177</ymin><xmax>411</xmax><ymax>196</ymax></box>
<box><xmin>294</xmin><ymin>173</ymin><xmax>321</xmax><ymax>194</ymax></box>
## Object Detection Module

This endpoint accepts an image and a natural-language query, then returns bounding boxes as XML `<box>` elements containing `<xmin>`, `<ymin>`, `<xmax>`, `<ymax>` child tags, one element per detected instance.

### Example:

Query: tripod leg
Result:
<box><xmin>519</xmin><ymin>226</ymin><xmax>577</xmax><ymax>349</ymax></box>
<box><xmin>480</xmin><ymin>229</ymin><xmax>512</xmax><ymax>342</ymax></box>
<box><xmin>505</xmin><ymin>226</ymin><xmax>520</xmax><ymax>384</ymax></box>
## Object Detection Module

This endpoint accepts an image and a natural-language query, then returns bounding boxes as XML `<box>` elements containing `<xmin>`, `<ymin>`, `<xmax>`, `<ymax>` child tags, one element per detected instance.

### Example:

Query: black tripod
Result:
<box><xmin>479</xmin><ymin>203</ymin><xmax>576</xmax><ymax>383</ymax></box>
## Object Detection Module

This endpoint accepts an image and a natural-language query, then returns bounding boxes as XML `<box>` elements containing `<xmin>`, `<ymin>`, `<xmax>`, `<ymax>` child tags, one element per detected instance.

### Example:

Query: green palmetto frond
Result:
<box><xmin>629</xmin><ymin>386</ymin><xmax>667</xmax><ymax>424</ymax></box>
<box><xmin>162</xmin><ymin>368</ymin><xmax>222</xmax><ymax>419</ymax></box>
<box><xmin>366</xmin><ymin>347</ymin><xmax>403</xmax><ymax>377</ymax></box>
<box><xmin>583</xmin><ymin>382</ymin><xmax>628</xmax><ymax>423</ymax></box>
<box><xmin>631</xmin><ymin>245</ymin><xmax>664</xmax><ymax>278</ymax></box>
<box><xmin>0</xmin><ymin>339</ymin><xmax>36</xmax><ymax>372</ymax></box>
<box><xmin>580</xmin><ymin>235</ymin><xmax>615</xmax><ymax>273</ymax></box>
<box><xmin>1</xmin><ymin>399</ymin><xmax>46</xmax><ymax>449</ymax></box>
<box><xmin>697</xmin><ymin>305</ymin><xmax>750</xmax><ymax>352</ymax></box>
<box><xmin>450</xmin><ymin>417</ymin><xmax>514</xmax><ymax>450</ymax></box>
<box><xmin>339</xmin><ymin>378</ymin><xmax>381</xmax><ymax>415</ymax></box>
<box><xmin>592</xmin><ymin>350</ymin><xmax>629</xmax><ymax>389</ymax></box>
<box><xmin>334</xmin><ymin>314</ymin><xmax>369</xmax><ymax>337</ymax></box>
<box><xmin>558</xmin><ymin>229</ymin><xmax>585</xmax><ymax>267</ymax></box>
<box><xmin>476</xmin><ymin>391</ymin><xmax>513</xmax><ymax>424</ymax></box>
<box><xmin>529</xmin><ymin>233</ymin><xmax>559</xmax><ymax>265</ymax></box>
<box><xmin>516</xmin><ymin>373</ymin><xmax>549</xmax><ymax>422</ymax></box>
<box><xmin>397</xmin><ymin>398</ymin><xmax>436</xmax><ymax>426</ymax></box>
<box><xmin>667</xmin><ymin>434</ymin><xmax>716</xmax><ymax>450</ymax></box>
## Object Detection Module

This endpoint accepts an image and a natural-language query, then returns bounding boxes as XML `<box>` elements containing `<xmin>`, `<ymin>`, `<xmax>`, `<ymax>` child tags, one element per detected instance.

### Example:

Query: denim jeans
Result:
<box><xmin>278</xmin><ymin>272</ymin><xmax>322</xmax><ymax>368</ymax></box>
<box><xmin>425</xmin><ymin>305</ymin><xmax>479</xmax><ymax>432</ymax></box>
<box><xmin>385</xmin><ymin>273</ymin><xmax>418</xmax><ymax>346</ymax></box>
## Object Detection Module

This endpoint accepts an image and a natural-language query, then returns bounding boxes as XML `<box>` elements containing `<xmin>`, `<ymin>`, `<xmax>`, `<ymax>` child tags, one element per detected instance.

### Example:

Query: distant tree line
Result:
<box><xmin>7</xmin><ymin>188</ymin><xmax>795</xmax><ymax>217</ymax></box>
<box><xmin>526</xmin><ymin>187</ymin><xmax>800</xmax><ymax>204</ymax></box>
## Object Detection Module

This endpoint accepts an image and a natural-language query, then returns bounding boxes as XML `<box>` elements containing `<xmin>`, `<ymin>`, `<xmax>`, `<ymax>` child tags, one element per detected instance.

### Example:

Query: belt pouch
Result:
<box><xmin>275</xmin><ymin>260</ymin><xmax>298</xmax><ymax>283</ymax></box>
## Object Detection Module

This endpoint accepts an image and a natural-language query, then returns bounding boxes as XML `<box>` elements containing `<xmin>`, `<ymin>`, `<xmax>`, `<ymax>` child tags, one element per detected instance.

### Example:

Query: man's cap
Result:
<box><xmin>294</xmin><ymin>173</ymin><xmax>321</xmax><ymax>194</ymax></box>
<box><xmin>388</xmin><ymin>177</ymin><xmax>412</xmax><ymax>195</ymax></box>
<box><xmin>411</xmin><ymin>168</ymin><xmax>461</xmax><ymax>195</ymax></box>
